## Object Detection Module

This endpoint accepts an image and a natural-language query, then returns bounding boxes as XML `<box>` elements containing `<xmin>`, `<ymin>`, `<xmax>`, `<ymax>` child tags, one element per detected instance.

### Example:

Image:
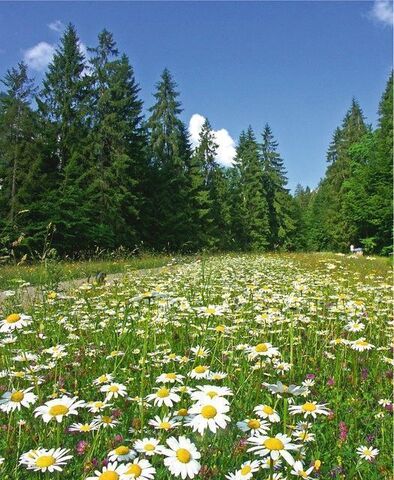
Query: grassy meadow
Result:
<box><xmin>0</xmin><ymin>253</ymin><xmax>392</xmax><ymax>479</ymax></box>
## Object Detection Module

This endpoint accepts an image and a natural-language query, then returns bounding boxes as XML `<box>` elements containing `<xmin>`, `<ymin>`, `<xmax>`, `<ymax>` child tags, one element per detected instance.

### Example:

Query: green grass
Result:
<box><xmin>0</xmin><ymin>254</ymin><xmax>175</xmax><ymax>291</ymax></box>
<box><xmin>0</xmin><ymin>252</ymin><xmax>392</xmax><ymax>479</ymax></box>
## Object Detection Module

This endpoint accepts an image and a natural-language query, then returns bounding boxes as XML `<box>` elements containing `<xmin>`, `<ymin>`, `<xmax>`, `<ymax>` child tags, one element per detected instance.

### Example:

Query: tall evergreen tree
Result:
<box><xmin>0</xmin><ymin>62</ymin><xmax>38</xmax><ymax>225</ymax></box>
<box><xmin>34</xmin><ymin>24</ymin><xmax>92</xmax><ymax>252</ymax></box>
<box><xmin>235</xmin><ymin>126</ymin><xmax>270</xmax><ymax>250</ymax></box>
<box><xmin>146</xmin><ymin>69</ymin><xmax>192</xmax><ymax>251</ymax></box>
<box><xmin>309</xmin><ymin>99</ymin><xmax>368</xmax><ymax>251</ymax></box>
<box><xmin>86</xmin><ymin>30</ymin><xmax>145</xmax><ymax>248</ymax></box>
<box><xmin>188</xmin><ymin>118</ymin><xmax>219</xmax><ymax>249</ymax></box>
<box><xmin>260</xmin><ymin>124</ymin><xmax>294</xmax><ymax>249</ymax></box>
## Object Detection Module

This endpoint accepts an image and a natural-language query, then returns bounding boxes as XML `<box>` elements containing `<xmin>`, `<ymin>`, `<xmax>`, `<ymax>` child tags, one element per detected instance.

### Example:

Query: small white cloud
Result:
<box><xmin>189</xmin><ymin>113</ymin><xmax>206</xmax><ymax>145</ymax></box>
<box><xmin>188</xmin><ymin>113</ymin><xmax>236</xmax><ymax>167</ymax></box>
<box><xmin>23</xmin><ymin>42</ymin><xmax>55</xmax><ymax>71</ymax></box>
<box><xmin>48</xmin><ymin>20</ymin><xmax>64</xmax><ymax>32</ymax></box>
<box><xmin>370</xmin><ymin>0</ymin><xmax>393</xmax><ymax>26</ymax></box>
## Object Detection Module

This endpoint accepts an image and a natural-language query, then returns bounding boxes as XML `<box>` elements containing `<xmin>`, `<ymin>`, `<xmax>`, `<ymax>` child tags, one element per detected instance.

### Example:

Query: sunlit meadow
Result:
<box><xmin>0</xmin><ymin>253</ymin><xmax>392</xmax><ymax>479</ymax></box>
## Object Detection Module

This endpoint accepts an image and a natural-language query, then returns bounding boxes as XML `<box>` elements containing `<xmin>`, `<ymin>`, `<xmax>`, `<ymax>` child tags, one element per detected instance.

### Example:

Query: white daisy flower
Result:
<box><xmin>19</xmin><ymin>447</ymin><xmax>72</xmax><ymax>473</ymax></box>
<box><xmin>188</xmin><ymin>365</ymin><xmax>210</xmax><ymax>379</ymax></box>
<box><xmin>148</xmin><ymin>415</ymin><xmax>180</xmax><ymax>431</ymax></box>
<box><xmin>93</xmin><ymin>373</ymin><xmax>114</xmax><ymax>385</ymax></box>
<box><xmin>190</xmin><ymin>345</ymin><xmax>210</xmax><ymax>358</ymax></box>
<box><xmin>121</xmin><ymin>458</ymin><xmax>156</xmax><ymax>479</ymax></box>
<box><xmin>190</xmin><ymin>385</ymin><xmax>233</xmax><ymax>402</ymax></box>
<box><xmin>34</xmin><ymin>395</ymin><xmax>85</xmax><ymax>423</ymax></box>
<box><xmin>0</xmin><ymin>313</ymin><xmax>32</xmax><ymax>333</ymax></box>
<box><xmin>101</xmin><ymin>383</ymin><xmax>128</xmax><ymax>400</ymax></box>
<box><xmin>187</xmin><ymin>397</ymin><xmax>230</xmax><ymax>434</ymax></box>
<box><xmin>290</xmin><ymin>460</ymin><xmax>314</xmax><ymax>478</ymax></box>
<box><xmin>69</xmin><ymin>422</ymin><xmax>99</xmax><ymax>433</ymax></box>
<box><xmin>247</xmin><ymin>433</ymin><xmax>299</xmax><ymax>465</ymax></box>
<box><xmin>86</xmin><ymin>461</ymin><xmax>126</xmax><ymax>479</ymax></box>
<box><xmin>86</xmin><ymin>400</ymin><xmax>111</xmax><ymax>412</ymax></box>
<box><xmin>0</xmin><ymin>387</ymin><xmax>37</xmax><ymax>413</ymax></box>
<box><xmin>108</xmin><ymin>445</ymin><xmax>137</xmax><ymax>462</ymax></box>
<box><xmin>254</xmin><ymin>404</ymin><xmax>280</xmax><ymax>423</ymax></box>
<box><xmin>94</xmin><ymin>414</ymin><xmax>120</xmax><ymax>428</ymax></box>
<box><xmin>134</xmin><ymin>437</ymin><xmax>162</xmax><ymax>456</ymax></box>
<box><xmin>156</xmin><ymin>372</ymin><xmax>185</xmax><ymax>384</ymax></box>
<box><xmin>356</xmin><ymin>445</ymin><xmax>379</xmax><ymax>461</ymax></box>
<box><xmin>237</xmin><ymin>418</ymin><xmax>269</xmax><ymax>436</ymax></box>
<box><xmin>161</xmin><ymin>436</ymin><xmax>201</xmax><ymax>479</ymax></box>
<box><xmin>350</xmin><ymin>338</ymin><xmax>374</xmax><ymax>351</ymax></box>
<box><xmin>247</xmin><ymin>342</ymin><xmax>280</xmax><ymax>360</ymax></box>
<box><xmin>146</xmin><ymin>387</ymin><xmax>180</xmax><ymax>407</ymax></box>
<box><xmin>227</xmin><ymin>460</ymin><xmax>261</xmax><ymax>479</ymax></box>
<box><xmin>289</xmin><ymin>401</ymin><xmax>330</xmax><ymax>419</ymax></box>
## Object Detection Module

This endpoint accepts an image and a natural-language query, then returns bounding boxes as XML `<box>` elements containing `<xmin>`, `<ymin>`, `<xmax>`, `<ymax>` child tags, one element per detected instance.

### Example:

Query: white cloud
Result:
<box><xmin>188</xmin><ymin>113</ymin><xmax>236</xmax><ymax>167</ymax></box>
<box><xmin>370</xmin><ymin>0</ymin><xmax>393</xmax><ymax>26</ymax></box>
<box><xmin>23</xmin><ymin>40</ymin><xmax>88</xmax><ymax>73</ymax></box>
<box><xmin>48</xmin><ymin>20</ymin><xmax>64</xmax><ymax>32</ymax></box>
<box><xmin>23</xmin><ymin>42</ymin><xmax>55</xmax><ymax>71</ymax></box>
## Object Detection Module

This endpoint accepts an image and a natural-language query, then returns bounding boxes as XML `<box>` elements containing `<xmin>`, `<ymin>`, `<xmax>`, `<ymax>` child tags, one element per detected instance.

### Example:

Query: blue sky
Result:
<box><xmin>0</xmin><ymin>1</ymin><xmax>392</xmax><ymax>190</ymax></box>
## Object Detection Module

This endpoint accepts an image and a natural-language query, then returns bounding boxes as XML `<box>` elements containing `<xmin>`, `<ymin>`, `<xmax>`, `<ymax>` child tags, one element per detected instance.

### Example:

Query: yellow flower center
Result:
<box><xmin>80</xmin><ymin>424</ymin><xmax>91</xmax><ymax>432</ymax></box>
<box><xmin>49</xmin><ymin>404</ymin><xmax>69</xmax><ymax>416</ymax></box>
<box><xmin>207</xmin><ymin>391</ymin><xmax>218</xmax><ymax>398</ymax></box>
<box><xmin>302</xmin><ymin>402</ymin><xmax>317</xmax><ymax>412</ymax></box>
<box><xmin>247</xmin><ymin>419</ymin><xmax>261</xmax><ymax>429</ymax></box>
<box><xmin>157</xmin><ymin>388</ymin><xmax>169</xmax><ymax>398</ymax></box>
<box><xmin>98</xmin><ymin>375</ymin><xmax>108</xmax><ymax>383</ymax></box>
<box><xmin>264</xmin><ymin>438</ymin><xmax>284</xmax><ymax>450</ymax></box>
<box><xmin>176</xmin><ymin>448</ymin><xmax>191</xmax><ymax>463</ymax></box>
<box><xmin>115</xmin><ymin>446</ymin><xmax>129</xmax><ymax>455</ymax></box>
<box><xmin>144</xmin><ymin>443</ymin><xmax>155</xmax><ymax>451</ymax></box>
<box><xmin>215</xmin><ymin>325</ymin><xmax>225</xmax><ymax>333</ymax></box>
<box><xmin>35</xmin><ymin>455</ymin><xmax>55</xmax><ymax>468</ymax></box>
<box><xmin>255</xmin><ymin>343</ymin><xmax>268</xmax><ymax>353</ymax></box>
<box><xmin>6</xmin><ymin>313</ymin><xmax>21</xmax><ymax>324</ymax></box>
<box><xmin>194</xmin><ymin>366</ymin><xmax>206</xmax><ymax>374</ymax></box>
<box><xmin>240</xmin><ymin>465</ymin><xmax>252</xmax><ymax>475</ymax></box>
<box><xmin>298</xmin><ymin>471</ymin><xmax>308</xmax><ymax>478</ymax></box>
<box><xmin>160</xmin><ymin>421</ymin><xmax>171</xmax><ymax>430</ymax></box>
<box><xmin>178</xmin><ymin>408</ymin><xmax>188</xmax><ymax>416</ymax></box>
<box><xmin>99</xmin><ymin>473</ymin><xmax>119</xmax><ymax>480</ymax></box>
<box><xmin>206</xmin><ymin>307</ymin><xmax>216</xmax><ymax>314</ymax></box>
<box><xmin>11</xmin><ymin>391</ymin><xmax>25</xmax><ymax>402</ymax></box>
<box><xmin>263</xmin><ymin>405</ymin><xmax>274</xmax><ymax>415</ymax></box>
<box><xmin>166</xmin><ymin>373</ymin><xmax>177</xmax><ymax>380</ymax></box>
<box><xmin>364</xmin><ymin>449</ymin><xmax>372</xmax><ymax>456</ymax></box>
<box><xmin>94</xmin><ymin>401</ymin><xmax>105</xmax><ymax>408</ymax></box>
<box><xmin>102</xmin><ymin>415</ymin><xmax>112</xmax><ymax>424</ymax></box>
<box><xmin>109</xmin><ymin>385</ymin><xmax>119</xmax><ymax>393</ymax></box>
<box><xmin>356</xmin><ymin>340</ymin><xmax>368</xmax><ymax>347</ymax></box>
<box><xmin>201</xmin><ymin>405</ymin><xmax>217</xmax><ymax>419</ymax></box>
<box><xmin>125</xmin><ymin>464</ymin><xmax>142</xmax><ymax>476</ymax></box>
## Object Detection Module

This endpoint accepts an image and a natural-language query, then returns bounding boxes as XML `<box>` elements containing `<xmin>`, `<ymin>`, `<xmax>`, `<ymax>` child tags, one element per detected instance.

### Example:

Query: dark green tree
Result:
<box><xmin>86</xmin><ymin>30</ymin><xmax>145</xmax><ymax>248</ymax></box>
<box><xmin>188</xmin><ymin>118</ymin><xmax>219</xmax><ymax>249</ymax></box>
<box><xmin>146</xmin><ymin>69</ymin><xmax>192</xmax><ymax>251</ymax></box>
<box><xmin>260</xmin><ymin>124</ymin><xmax>294</xmax><ymax>249</ymax></box>
<box><xmin>235</xmin><ymin>126</ymin><xmax>270</xmax><ymax>250</ymax></box>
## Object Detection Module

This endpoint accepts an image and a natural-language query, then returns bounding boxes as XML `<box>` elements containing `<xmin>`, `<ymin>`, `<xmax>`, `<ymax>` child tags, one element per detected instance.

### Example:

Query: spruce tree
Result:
<box><xmin>235</xmin><ymin>126</ymin><xmax>270</xmax><ymax>250</ymax></box>
<box><xmin>188</xmin><ymin>118</ymin><xmax>219</xmax><ymax>249</ymax></box>
<box><xmin>260</xmin><ymin>124</ymin><xmax>294</xmax><ymax>249</ymax></box>
<box><xmin>86</xmin><ymin>31</ymin><xmax>145</xmax><ymax>248</ymax></box>
<box><xmin>146</xmin><ymin>69</ymin><xmax>192</xmax><ymax>251</ymax></box>
<box><xmin>0</xmin><ymin>62</ymin><xmax>38</xmax><ymax>224</ymax></box>
<box><xmin>35</xmin><ymin>24</ymin><xmax>91</xmax><ymax>252</ymax></box>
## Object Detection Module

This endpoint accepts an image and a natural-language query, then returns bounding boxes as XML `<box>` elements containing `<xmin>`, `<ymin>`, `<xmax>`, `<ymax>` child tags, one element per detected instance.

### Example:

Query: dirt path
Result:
<box><xmin>0</xmin><ymin>267</ymin><xmax>163</xmax><ymax>306</ymax></box>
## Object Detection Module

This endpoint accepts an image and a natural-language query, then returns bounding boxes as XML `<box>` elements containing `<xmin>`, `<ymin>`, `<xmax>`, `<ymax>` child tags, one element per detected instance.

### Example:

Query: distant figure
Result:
<box><xmin>350</xmin><ymin>244</ymin><xmax>363</xmax><ymax>256</ymax></box>
<box><xmin>87</xmin><ymin>272</ymin><xmax>107</xmax><ymax>285</ymax></box>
